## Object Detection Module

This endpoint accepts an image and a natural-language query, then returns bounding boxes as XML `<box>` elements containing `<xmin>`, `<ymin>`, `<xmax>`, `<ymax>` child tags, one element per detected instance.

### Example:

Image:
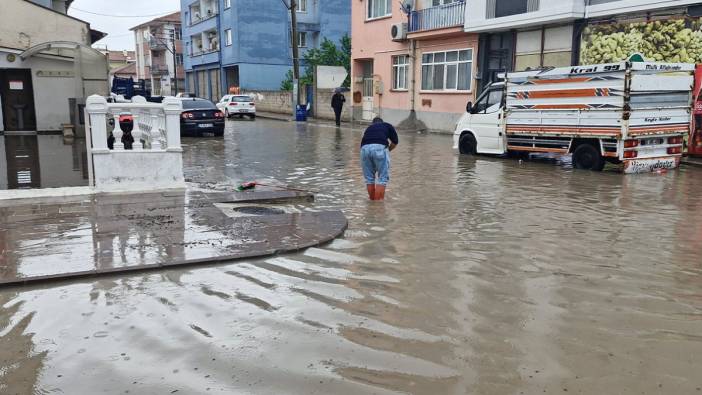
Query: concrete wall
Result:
<box><xmin>0</xmin><ymin>0</ymin><xmax>90</xmax><ymax>50</ymax></box>
<box><xmin>244</xmin><ymin>90</ymin><xmax>293</xmax><ymax>114</ymax></box>
<box><xmin>93</xmin><ymin>151</ymin><xmax>185</xmax><ymax>192</ymax></box>
<box><xmin>0</xmin><ymin>137</ymin><xmax>7</xmax><ymax>190</ymax></box>
<box><xmin>0</xmin><ymin>50</ymin><xmax>78</xmax><ymax>131</ymax></box>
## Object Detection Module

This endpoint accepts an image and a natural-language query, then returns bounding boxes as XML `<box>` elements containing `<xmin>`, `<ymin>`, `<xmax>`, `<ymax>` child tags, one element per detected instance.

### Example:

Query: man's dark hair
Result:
<box><xmin>372</xmin><ymin>117</ymin><xmax>384</xmax><ymax>124</ymax></box>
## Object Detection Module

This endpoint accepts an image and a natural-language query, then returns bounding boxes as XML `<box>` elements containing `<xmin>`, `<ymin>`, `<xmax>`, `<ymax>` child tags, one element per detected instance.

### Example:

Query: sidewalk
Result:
<box><xmin>682</xmin><ymin>156</ymin><xmax>702</xmax><ymax>167</ymax></box>
<box><xmin>0</xmin><ymin>188</ymin><xmax>347</xmax><ymax>286</ymax></box>
<box><xmin>255</xmin><ymin>111</ymin><xmax>364</xmax><ymax>129</ymax></box>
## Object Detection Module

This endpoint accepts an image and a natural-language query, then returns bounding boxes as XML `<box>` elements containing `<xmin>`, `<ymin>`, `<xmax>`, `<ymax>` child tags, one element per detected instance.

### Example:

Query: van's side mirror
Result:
<box><xmin>466</xmin><ymin>101</ymin><xmax>473</xmax><ymax>113</ymax></box>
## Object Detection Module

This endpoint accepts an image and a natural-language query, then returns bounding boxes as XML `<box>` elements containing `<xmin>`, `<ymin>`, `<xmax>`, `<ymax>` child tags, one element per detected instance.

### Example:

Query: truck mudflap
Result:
<box><xmin>623</xmin><ymin>156</ymin><xmax>680</xmax><ymax>174</ymax></box>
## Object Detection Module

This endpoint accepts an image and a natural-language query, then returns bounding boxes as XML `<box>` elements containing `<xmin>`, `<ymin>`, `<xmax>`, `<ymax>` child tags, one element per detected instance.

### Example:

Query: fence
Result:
<box><xmin>409</xmin><ymin>1</ymin><xmax>466</xmax><ymax>32</ymax></box>
<box><xmin>85</xmin><ymin>95</ymin><xmax>185</xmax><ymax>191</ymax></box>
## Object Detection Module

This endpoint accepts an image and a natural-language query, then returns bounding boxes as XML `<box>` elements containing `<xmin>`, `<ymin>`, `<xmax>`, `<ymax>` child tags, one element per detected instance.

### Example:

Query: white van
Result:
<box><xmin>453</xmin><ymin>62</ymin><xmax>694</xmax><ymax>173</ymax></box>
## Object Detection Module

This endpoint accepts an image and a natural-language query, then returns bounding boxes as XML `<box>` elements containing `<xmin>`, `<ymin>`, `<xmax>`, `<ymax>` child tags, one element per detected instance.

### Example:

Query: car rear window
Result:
<box><xmin>232</xmin><ymin>96</ymin><xmax>253</xmax><ymax>102</ymax></box>
<box><xmin>181</xmin><ymin>99</ymin><xmax>216</xmax><ymax>109</ymax></box>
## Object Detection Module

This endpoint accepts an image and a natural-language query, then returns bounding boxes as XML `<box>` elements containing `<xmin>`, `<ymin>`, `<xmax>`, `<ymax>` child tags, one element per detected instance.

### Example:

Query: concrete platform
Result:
<box><xmin>0</xmin><ymin>189</ymin><xmax>347</xmax><ymax>286</ymax></box>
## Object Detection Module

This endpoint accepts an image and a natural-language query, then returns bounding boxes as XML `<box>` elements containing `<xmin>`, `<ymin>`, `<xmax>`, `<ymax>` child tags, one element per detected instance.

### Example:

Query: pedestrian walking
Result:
<box><xmin>331</xmin><ymin>90</ymin><xmax>346</xmax><ymax>126</ymax></box>
<box><xmin>360</xmin><ymin>117</ymin><xmax>398</xmax><ymax>201</ymax></box>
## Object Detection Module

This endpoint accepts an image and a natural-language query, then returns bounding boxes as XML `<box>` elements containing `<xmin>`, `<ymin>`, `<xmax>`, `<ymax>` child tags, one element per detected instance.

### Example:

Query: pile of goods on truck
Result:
<box><xmin>580</xmin><ymin>18</ymin><xmax>702</xmax><ymax>64</ymax></box>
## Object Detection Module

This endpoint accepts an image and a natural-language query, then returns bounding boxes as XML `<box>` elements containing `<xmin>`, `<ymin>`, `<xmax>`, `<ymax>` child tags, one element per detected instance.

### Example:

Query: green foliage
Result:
<box><xmin>279</xmin><ymin>35</ymin><xmax>352</xmax><ymax>90</ymax></box>
<box><xmin>280</xmin><ymin>69</ymin><xmax>294</xmax><ymax>91</ymax></box>
<box><xmin>303</xmin><ymin>35</ymin><xmax>352</xmax><ymax>87</ymax></box>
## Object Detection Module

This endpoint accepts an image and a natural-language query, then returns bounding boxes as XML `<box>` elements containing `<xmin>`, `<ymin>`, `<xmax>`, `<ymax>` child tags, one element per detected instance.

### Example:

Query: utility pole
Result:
<box><xmin>283</xmin><ymin>0</ymin><xmax>301</xmax><ymax>116</ymax></box>
<box><xmin>172</xmin><ymin>29</ymin><xmax>179</xmax><ymax>95</ymax></box>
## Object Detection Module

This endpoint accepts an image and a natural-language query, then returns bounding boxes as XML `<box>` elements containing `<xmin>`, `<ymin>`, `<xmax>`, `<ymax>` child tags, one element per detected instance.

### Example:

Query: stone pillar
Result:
<box><xmin>162</xmin><ymin>96</ymin><xmax>183</xmax><ymax>152</ymax></box>
<box><xmin>86</xmin><ymin>95</ymin><xmax>109</xmax><ymax>154</ymax></box>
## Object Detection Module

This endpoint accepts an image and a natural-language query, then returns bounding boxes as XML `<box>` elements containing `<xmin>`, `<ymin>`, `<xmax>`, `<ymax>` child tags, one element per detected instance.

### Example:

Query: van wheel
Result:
<box><xmin>459</xmin><ymin>134</ymin><xmax>477</xmax><ymax>155</ymax></box>
<box><xmin>572</xmin><ymin>143</ymin><xmax>605</xmax><ymax>171</ymax></box>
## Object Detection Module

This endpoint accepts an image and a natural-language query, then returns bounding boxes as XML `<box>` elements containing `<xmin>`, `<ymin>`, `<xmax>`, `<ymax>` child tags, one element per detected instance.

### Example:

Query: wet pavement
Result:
<box><xmin>0</xmin><ymin>134</ymin><xmax>89</xmax><ymax>190</ymax></box>
<box><xmin>0</xmin><ymin>189</ymin><xmax>346</xmax><ymax>286</ymax></box>
<box><xmin>2</xmin><ymin>119</ymin><xmax>702</xmax><ymax>394</ymax></box>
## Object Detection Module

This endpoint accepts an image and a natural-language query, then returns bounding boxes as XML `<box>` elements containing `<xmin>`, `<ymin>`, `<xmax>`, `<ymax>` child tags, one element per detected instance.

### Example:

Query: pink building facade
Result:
<box><xmin>351</xmin><ymin>0</ymin><xmax>478</xmax><ymax>132</ymax></box>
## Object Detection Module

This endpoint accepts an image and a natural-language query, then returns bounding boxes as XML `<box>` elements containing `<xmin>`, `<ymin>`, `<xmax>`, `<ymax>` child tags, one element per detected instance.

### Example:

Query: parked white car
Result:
<box><xmin>217</xmin><ymin>95</ymin><xmax>256</xmax><ymax>119</ymax></box>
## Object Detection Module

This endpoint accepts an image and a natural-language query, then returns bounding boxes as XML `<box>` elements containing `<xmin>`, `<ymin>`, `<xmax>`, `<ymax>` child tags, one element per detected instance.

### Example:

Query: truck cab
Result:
<box><xmin>453</xmin><ymin>82</ymin><xmax>506</xmax><ymax>155</ymax></box>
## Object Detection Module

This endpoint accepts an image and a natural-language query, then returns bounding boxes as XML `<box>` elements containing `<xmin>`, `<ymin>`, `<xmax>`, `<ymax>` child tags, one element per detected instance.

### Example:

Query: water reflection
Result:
<box><xmin>0</xmin><ymin>134</ymin><xmax>88</xmax><ymax>190</ymax></box>
<box><xmin>2</xmin><ymin>120</ymin><xmax>702</xmax><ymax>394</ymax></box>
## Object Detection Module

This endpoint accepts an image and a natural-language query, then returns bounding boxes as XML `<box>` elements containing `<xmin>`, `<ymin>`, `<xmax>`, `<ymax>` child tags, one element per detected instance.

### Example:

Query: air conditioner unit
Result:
<box><xmin>391</xmin><ymin>23</ymin><xmax>408</xmax><ymax>42</ymax></box>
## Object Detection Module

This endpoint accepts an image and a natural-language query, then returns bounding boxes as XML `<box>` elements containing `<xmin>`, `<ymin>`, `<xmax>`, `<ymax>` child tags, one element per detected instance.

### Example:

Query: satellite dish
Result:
<box><xmin>400</xmin><ymin>0</ymin><xmax>414</xmax><ymax>14</ymax></box>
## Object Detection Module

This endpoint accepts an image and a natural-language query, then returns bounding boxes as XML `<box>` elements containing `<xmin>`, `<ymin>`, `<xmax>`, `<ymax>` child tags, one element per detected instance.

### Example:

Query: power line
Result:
<box><xmin>71</xmin><ymin>7</ymin><xmax>174</xmax><ymax>18</ymax></box>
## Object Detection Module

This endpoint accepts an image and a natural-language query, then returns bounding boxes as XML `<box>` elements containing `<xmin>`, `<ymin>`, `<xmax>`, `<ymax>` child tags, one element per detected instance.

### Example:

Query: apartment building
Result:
<box><xmin>181</xmin><ymin>0</ymin><xmax>351</xmax><ymax>102</ymax></box>
<box><xmin>131</xmin><ymin>12</ymin><xmax>185</xmax><ymax>96</ymax></box>
<box><xmin>351</xmin><ymin>0</ymin><xmax>478</xmax><ymax>132</ymax></box>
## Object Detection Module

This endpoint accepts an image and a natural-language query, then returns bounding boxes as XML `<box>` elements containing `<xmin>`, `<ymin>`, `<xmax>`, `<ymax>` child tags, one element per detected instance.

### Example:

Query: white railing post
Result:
<box><xmin>150</xmin><ymin>108</ymin><xmax>162</xmax><ymax>150</ymax></box>
<box><xmin>111</xmin><ymin>107</ymin><xmax>124</xmax><ymax>151</ymax></box>
<box><xmin>163</xmin><ymin>96</ymin><xmax>183</xmax><ymax>152</ymax></box>
<box><xmin>86</xmin><ymin>95</ymin><xmax>109</xmax><ymax>153</ymax></box>
<box><xmin>131</xmin><ymin>96</ymin><xmax>147</xmax><ymax>150</ymax></box>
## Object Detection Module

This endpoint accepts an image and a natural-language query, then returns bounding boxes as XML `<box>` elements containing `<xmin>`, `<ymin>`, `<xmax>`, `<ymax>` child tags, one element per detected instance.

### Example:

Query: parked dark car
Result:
<box><xmin>180</xmin><ymin>98</ymin><xmax>225</xmax><ymax>137</ymax></box>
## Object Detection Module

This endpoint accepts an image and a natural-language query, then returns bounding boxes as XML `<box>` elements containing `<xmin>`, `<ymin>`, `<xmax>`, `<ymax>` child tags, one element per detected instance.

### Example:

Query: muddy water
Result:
<box><xmin>2</xmin><ymin>119</ymin><xmax>702</xmax><ymax>394</ymax></box>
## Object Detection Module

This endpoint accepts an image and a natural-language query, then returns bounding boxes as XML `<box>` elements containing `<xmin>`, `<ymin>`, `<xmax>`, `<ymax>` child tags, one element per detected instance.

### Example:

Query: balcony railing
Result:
<box><xmin>409</xmin><ymin>1</ymin><xmax>466</xmax><ymax>33</ymax></box>
<box><xmin>85</xmin><ymin>95</ymin><xmax>185</xmax><ymax>191</ymax></box>
<box><xmin>151</xmin><ymin>64</ymin><xmax>170</xmax><ymax>74</ymax></box>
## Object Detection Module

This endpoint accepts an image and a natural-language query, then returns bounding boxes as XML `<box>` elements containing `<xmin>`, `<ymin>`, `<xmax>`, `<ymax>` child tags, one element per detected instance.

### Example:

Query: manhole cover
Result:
<box><xmin>232</xmin><ymin>206</ymin><xmax>286</xmax><ymax>216</ymax></box>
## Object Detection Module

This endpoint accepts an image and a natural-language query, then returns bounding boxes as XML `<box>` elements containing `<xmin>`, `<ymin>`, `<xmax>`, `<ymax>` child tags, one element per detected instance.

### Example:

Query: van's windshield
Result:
<box><xmin>472</xmin><ymin>86</ymin><xmax>503</xmax><ymax>114</ymax></box>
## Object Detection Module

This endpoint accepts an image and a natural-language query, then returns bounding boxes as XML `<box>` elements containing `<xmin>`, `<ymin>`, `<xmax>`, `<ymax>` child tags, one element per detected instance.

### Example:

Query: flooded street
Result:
<box><xmin>2</xmin><ymin>119</ymin><xmax>702</xmax><ymax>394</ymax></box>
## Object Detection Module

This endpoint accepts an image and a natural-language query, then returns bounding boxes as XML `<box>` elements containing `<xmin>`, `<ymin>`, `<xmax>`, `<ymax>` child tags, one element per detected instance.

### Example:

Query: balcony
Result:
<box><xmin>151</xmin><ymin>64</ymin><xmax>170</xmax><ymax>75</ymax></box>
<box><xmin>409</xmin><ymin>1</ymin><xmax>466</xmax><ymax>33</ymax></box>
<box><xmin>149</xmin><ymin>38</ymin><xmax>169</xmax><ymax>50</ymax></box>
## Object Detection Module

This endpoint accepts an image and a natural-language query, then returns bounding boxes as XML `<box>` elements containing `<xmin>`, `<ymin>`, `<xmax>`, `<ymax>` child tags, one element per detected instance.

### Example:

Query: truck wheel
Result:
<box><xmin>459</xmin><ymin>134</ymin><xmax>477</xmax><ymax>155</ymax></box>
<box><xmin>572</xmin><ymin>143</ymin><xmax>605</xmax><ymax>171</ymax></box>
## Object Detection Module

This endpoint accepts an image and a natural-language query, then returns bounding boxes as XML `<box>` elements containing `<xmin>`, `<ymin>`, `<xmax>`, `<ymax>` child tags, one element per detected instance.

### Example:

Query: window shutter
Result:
<box><xmin>527</xmin><ymin>0</ymin><xmax>539</xmax><ymax>12</ymax></box>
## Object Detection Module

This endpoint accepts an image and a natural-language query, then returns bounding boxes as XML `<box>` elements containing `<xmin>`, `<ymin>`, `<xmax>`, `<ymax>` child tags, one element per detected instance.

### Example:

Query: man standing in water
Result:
<box><xmin>331</xmin><ymin>90</ymin><xmax>346</xmax><ymax>126</ymax></box>
<box><xmin>360</xmin><ymin>117</ymin><xmax>398</xmax><ymax>200</ymax></box>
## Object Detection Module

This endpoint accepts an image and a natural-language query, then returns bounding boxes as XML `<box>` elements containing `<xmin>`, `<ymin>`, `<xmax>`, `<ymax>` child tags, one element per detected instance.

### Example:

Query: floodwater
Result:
<box><xmin>2</xmin><ymin>119</ymin><xmax>702</xmax><ymax>394</ymax></box>
<box><xmin>0</xmin><ymin>134</ymin><xmax>89</xmax><ymax>190</ymax></box>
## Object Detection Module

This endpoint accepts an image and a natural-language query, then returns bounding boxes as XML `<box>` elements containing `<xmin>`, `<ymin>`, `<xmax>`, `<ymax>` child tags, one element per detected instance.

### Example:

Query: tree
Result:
<box><xmin>280</xmin><ymin>35</ymin><xmax>351</xmax><ymax>91</ymax></box>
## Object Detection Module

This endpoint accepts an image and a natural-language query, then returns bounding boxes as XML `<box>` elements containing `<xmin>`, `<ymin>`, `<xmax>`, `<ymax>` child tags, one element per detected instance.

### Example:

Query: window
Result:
<box><xmin>421</xmin><ymin>49</ymin><xmax>472</xmax><ymax>91</ymax></box>
<box><xmin>495</xmin><ymin>0</ymin><xmax>529</xmax><ymax>17</ymax></box>
<box><xmin>515</xmin><ymin>25</ymin><xmax>573</xmax><ymax>71</ymax></box>
<box><xmin>392</xmin><ymin>55</ymin><xmax>409</xmax><ymax>90</ymax></box>
<box><xmin>176</xmin><ymin>54</ymin><xmax>184</xmax><ymax>65</ymax></box>
<box><xmin>367</xmin><ymin>0</ymin><xmax>392</xmax><ymax>19</ymax></box>
<box><xmin>472</xmin><ymin>88</ymin><xmax>503</xmax><ymax>113</ymax></box>
<box><xmin>297</xmin><ymin>32</ymin><xmax>307</xmax><ymax>47</ymax></box>
<box><xmin>224</xmin><ymin>0</ymin><xmax>231</xmax><ymax>9</ymax></box>
<box><xmin>296</xmin><ymin>0</ymin><xmax>307</xmax><ymax>12</ymax></box>
<box><xmin>225</xmin><ymin>29</ymin><xmax>232</xmax><ymax>46</ymax></box>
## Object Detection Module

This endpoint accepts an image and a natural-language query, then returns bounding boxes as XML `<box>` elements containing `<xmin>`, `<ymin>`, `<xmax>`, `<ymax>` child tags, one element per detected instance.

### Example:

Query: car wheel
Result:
<box><xmin>250</xmin><ymin>114</ymin><xmax>256</xmax><ymax>120</ymax></box>
<box><xmin>459</xmin><ymin>133</ymin><xmax>477</xmax><ymax>155</ymax></box>
<box><xmin>572</xmin><ymin>143</ymin><xmax>605</xmax><ymax>171</ymax></box>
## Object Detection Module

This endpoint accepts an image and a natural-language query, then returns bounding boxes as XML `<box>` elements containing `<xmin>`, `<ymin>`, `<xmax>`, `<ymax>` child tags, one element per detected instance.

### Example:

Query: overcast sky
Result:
<box><xmin>68</xmin><ymin>0</ymin><xmax>181</xmax><ymax>51</ymax></box>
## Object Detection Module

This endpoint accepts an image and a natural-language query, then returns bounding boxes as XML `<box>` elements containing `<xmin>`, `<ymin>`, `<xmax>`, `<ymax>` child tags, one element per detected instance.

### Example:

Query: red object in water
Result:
<box><xmin>690</xmin><ymin>65</ymin><xmax>702</xmax><ymax>156</ymax></box>
<box><xmin>238</xmin><ymin>182</ymin><xmax>257</xmax><ymax>191</ymax></box>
